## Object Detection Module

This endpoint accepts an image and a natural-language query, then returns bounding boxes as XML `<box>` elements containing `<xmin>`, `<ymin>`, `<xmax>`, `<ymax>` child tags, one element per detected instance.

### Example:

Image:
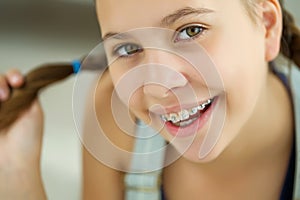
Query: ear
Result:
<box><xmin>260</xmin><ymin>0</ymin><xmax>282</xmax><ymax>62</ymax></box>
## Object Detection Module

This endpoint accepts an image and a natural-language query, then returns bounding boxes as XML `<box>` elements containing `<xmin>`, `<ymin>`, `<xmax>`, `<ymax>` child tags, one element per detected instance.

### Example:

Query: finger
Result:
<box><xmin>0</xmin><ymin>75</ymin><xmax>10</xmax><ymax>101</ymax></box>
<box><xmin>5</xmin><ymin>69</ymin><xmax>24</xmax><ymax>88</ymax></box>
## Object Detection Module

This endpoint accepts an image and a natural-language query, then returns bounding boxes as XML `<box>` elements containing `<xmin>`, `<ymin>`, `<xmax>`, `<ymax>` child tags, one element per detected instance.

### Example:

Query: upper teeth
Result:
<box><xmin>160</xmin><ymin>99</ymin><xmax>212</xmax><ymax>123</ymax></box>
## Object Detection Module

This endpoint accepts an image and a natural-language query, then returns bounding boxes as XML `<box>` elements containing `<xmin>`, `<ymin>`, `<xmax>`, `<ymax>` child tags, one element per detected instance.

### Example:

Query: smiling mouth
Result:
<box><xmin>160</xmin><ymin>98</ymin><xmax>214</xmax><ymax>127</ymax></box>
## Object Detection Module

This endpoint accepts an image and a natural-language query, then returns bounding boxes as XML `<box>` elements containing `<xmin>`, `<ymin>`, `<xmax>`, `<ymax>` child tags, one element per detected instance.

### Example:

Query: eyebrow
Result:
<box><xmin>102</xmin><ymin>32</ymin><xmax>134</xmax><ymax>41</ymax></box>
<box><xmin>160</xmin><ymin>6</ymin><xmax>214</xmax><ymax>27</ymax></box>
<box><xmin>102</xmin><ymin>32</ymin><xmax>125</xmax><ymax>41</ymax></box>
<box><xmin>102</xmin><ymin>6</ymin><xmax>214</xmax><ymax>40</ymax></box>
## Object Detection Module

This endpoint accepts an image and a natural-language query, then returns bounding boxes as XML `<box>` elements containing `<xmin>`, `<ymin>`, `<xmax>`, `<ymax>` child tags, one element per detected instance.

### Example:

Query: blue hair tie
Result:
<box><xmin>72</xmin><ymin>60</ymin><xmax>81</xmax><ymax>74</ymax></box>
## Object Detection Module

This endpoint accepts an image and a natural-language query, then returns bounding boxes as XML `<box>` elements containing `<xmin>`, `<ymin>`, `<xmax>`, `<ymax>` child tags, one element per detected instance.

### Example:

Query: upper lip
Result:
<box><xmin>149</xmin><ymin>97</ymin><xmax>214</xmax><ymax>115</ymax></box>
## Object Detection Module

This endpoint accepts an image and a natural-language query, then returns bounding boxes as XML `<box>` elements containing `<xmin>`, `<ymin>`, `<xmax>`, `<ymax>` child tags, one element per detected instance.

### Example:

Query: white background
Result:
<box><xmin>0</xmin><ymin>1</ymin><xmax>299</xmax><ymax>199</ymax></box>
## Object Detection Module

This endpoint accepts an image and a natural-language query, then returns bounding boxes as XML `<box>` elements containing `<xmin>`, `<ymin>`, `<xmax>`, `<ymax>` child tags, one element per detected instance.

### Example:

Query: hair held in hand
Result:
<box><xmin>0</xmin><ymin>63</ymin><xmax>74</xmax><ymax>130</ymax></box>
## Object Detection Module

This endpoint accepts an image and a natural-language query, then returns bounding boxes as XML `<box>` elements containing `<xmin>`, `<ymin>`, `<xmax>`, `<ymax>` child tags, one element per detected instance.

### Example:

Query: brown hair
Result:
<box><xmin>280</xmin><ymin>0</ymin><xmax>300</xmax><ymax>68</ymax></box>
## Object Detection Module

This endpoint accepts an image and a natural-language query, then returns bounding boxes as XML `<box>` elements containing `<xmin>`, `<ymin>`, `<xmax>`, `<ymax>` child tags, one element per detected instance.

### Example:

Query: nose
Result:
<box><xmin>142</xmin><ymin>50</ymin><xmax>188</xmax><ymax>99</ymax></box>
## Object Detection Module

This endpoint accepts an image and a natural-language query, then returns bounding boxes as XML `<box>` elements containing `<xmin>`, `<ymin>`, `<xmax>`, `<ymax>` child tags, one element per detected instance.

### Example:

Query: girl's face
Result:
<box><xmin>96</xmin><ymin>0</ymin><xmax>279</xmax><ymax>162</ymax></box>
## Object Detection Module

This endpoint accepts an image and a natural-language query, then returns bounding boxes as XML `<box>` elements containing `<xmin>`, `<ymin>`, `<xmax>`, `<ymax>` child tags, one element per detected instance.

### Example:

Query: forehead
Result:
<box><xmin>96</xmin><ymin>0</ymin><xmax>242</xmax><ymax>36</ymax></box>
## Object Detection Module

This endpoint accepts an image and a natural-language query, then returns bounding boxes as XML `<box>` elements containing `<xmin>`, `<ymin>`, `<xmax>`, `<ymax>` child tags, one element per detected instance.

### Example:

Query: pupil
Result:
<box><xmin>187</xmin><ymin>27</ymin><xmax>199</xmax><ymax>36</ymax></box>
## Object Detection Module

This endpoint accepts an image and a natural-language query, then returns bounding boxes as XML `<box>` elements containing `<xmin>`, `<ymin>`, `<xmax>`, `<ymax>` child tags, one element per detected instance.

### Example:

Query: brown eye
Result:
<box><xmin>175</xmin><ymin>25</ymin><xmax>207</xmax><ymax>42</ymax></box>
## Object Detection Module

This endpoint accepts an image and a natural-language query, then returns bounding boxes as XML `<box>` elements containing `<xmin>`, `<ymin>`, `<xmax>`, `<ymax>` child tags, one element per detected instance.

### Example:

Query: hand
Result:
<box><xmin>0</xmin><ymin>70</ymin><xmax>47</xmax><ymax>200</ymax></box>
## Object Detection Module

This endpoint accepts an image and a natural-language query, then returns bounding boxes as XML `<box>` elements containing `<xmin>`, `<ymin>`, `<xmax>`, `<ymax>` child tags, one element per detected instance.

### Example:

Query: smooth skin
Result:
<box><xmin>0</xmin><ymin>0</ymin><xmax>294</xmax><ymax>199</ymax></box>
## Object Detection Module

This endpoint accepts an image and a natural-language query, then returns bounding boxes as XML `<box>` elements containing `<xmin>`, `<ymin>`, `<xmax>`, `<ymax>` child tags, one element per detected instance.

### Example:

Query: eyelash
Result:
<box><xmin>112</xmin><ymin>24</ymin><xmax>208</xmax><ymax>58</ymax></box>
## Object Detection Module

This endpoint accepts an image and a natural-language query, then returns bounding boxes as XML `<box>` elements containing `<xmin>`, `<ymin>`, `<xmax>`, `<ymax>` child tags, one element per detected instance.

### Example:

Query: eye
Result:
<box><xmin>114</xmin><ymin>43</ymin><xmax>143</xmax><ymax>57</ymax></box>
<box><xmin>174</xmin><ymin>24</ymin><xmax>207</xmax><ymax>42</ymax></box>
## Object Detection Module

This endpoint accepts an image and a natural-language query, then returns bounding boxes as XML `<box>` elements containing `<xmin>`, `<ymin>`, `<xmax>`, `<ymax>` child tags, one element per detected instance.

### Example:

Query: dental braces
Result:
<box><xmin>161</xmin><ymin>99</ymin><xmax>212</xmax><ymax>123</ymax></box>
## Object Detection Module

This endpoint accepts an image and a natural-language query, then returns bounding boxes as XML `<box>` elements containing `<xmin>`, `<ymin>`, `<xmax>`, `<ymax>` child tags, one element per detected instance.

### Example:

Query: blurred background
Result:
<box><xmin>0</xmin><ymin>0</ymin><xmax>299</xmax><ymax>199</ymax></box>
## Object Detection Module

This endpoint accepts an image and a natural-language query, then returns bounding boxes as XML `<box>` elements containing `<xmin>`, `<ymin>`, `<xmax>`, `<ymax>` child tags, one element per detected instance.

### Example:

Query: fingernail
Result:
<box><xmin>11</xmin><ymin>75</ymin><xmax>21</xmax><ymax>85</ymax></box>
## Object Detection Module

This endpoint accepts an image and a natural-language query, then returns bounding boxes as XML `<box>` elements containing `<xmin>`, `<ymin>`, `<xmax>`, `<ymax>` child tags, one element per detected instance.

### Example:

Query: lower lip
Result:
<box><xmin>164</xmin><ymin>98</ymin><xmax>218</xmax><ymax>138</ymax></box>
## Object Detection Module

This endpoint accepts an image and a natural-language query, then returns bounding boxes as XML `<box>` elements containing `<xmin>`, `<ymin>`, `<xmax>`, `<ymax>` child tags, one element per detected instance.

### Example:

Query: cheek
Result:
<box><xmin>199</xmin><ymin>24</ymin><xmax>268</xmax><ymax>149</ymax></box>
<box><xmin>203</xmin><ymin>20</ymin><xmax>267</xmax><ymax>107</ymax></box>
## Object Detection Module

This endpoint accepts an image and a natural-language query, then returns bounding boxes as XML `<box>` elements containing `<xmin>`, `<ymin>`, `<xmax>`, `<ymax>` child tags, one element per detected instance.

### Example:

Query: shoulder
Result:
<box><xmin>289</xmin><ymin>63</ymin><xmax>300</xmax><ymax>127</ymax></box>
<box><xmin>286</xmin><ymin>62</ymin><xmax>300</xmax><ymax>199</ymax></box>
